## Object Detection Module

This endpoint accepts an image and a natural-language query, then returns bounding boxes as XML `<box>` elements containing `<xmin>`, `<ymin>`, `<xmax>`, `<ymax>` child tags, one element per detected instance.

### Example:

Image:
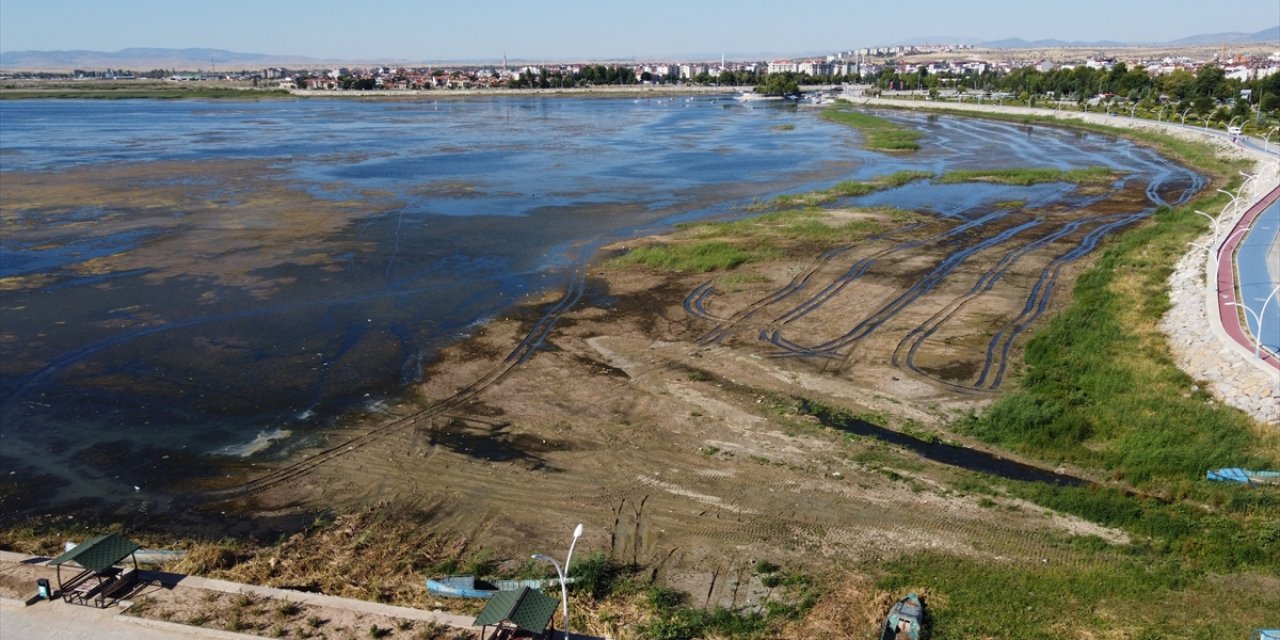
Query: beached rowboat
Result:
<box><xmin>426</xmin><ymin>575</ymin><xmax>575</xmax><ymax>599</ymax></box>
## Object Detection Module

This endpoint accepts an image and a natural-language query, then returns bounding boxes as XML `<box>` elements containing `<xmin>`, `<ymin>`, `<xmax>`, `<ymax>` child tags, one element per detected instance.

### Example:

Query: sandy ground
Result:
<box><xmin>205</xmin><ymin>194</ymin><xmax>1143</xmax><ymax>608</ymax></box>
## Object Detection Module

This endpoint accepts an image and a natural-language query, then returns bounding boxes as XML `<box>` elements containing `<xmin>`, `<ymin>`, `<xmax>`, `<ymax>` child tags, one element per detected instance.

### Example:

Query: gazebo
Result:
<box><xmin>48</xmin><ymin>532</ymin><xmax>141</xmax><ymax>607</ymax></box>
<box><xmin>472</xmin><ymin>585</ymin><xmax>561</xmax><ymax>639</ymax></box>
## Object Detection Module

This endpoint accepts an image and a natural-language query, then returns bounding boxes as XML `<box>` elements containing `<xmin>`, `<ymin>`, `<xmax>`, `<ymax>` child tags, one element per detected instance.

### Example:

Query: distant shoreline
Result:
<box><xmin>0</xmin><ymin>81</ymin><xmax>745</xmax><ymax>100</ymax></box>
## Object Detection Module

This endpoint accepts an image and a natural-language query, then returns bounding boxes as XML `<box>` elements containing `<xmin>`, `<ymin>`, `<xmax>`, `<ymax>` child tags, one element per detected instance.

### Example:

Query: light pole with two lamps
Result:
<box><xmin>533</xmin><ymin>523</ymin><xmax>584</xmax><ymax>640</ymax></box>
<box><xmin>1189</xmin><ymin>226</ymin><xmax>1251</xmax><ymax>293</ymax></box>
<box><xmin>1228</xmin><ymin>285</ymin><xmax>1280</xmax><ymax>358</ymax></box>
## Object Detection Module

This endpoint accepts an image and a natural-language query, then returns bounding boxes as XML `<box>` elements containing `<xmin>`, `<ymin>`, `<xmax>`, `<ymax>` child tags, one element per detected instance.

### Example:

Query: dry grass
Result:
<box><xmin>776</xmin><ymin>575</ymin><xmax>903</xmax><ymax>640</ymax></box>
<box><xmin>170</xmin><ymin>501</ymin><xmax>471</xmax><ymax>611</ymax></box>
<box><xmin>124</xmin><ymin>589</ymin><xmax>474</xmax><ymax>640</ymax></box>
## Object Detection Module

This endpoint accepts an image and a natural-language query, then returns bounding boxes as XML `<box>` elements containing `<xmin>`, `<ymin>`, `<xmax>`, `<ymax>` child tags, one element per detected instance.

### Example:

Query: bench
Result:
<box><xmin>95</xmin><ymin>569</ymin><xmax>139</xmax><ymax>607</ymax></box>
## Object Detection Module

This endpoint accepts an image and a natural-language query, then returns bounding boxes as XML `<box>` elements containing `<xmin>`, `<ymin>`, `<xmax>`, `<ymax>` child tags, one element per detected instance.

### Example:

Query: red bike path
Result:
<box><xmin>1215</xmin><ymin>184</ymin><xmax>1280</xmax><ymax>371</ymax></box>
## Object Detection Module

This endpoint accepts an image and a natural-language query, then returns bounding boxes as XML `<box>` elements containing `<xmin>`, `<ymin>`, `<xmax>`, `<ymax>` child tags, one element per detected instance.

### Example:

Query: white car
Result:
<box><xmin>1228</xmin><ymin>126</ymin><xmax>1243</xmax><ymax>135</ymax></box>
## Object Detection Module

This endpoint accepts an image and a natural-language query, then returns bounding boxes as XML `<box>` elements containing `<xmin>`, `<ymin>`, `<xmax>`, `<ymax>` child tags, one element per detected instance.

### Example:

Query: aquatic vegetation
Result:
<box><xmin>937</xmin><ymin>166</ymin><xmax>1116</xmax><ymax>185</ymax></box>
<box><xmin>820</xmin><ymin>107</ymin><xmax>922</xmax><ymax>151</ymax></box>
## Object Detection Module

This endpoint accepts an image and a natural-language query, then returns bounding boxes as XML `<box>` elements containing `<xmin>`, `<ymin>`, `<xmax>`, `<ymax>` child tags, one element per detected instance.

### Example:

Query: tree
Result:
<box><xmin>1194</xmin><ymin>65</ymin><xmax>1227</xmax><ymax>100</ymax></box>
<box><xmin>755</xmin><ymin>72</ymin><xmax>800</xmax><ymax>97</ymax></box>
<box><xmin>1161</xmin><ymin>69</ymin><xmax>1195</xmax><ymax>102</ymax></box>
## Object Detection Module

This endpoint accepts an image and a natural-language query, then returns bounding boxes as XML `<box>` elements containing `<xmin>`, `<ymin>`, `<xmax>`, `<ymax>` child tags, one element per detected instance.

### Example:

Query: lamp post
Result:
<box><xmin>1217</xmin><ymin>189</ymin><xmax>1241</xmax><ymax>216</ymax></box>
<box><xmin>1264</xmin><ymin>127</ymin><xmax>1279</xmax><ymax>155</ymax></box>
<box><xmin>1180</xmin><ymin>108</ymin><xmax>1194</xmax><ymax>126</ymax></box>
<box><xmin>1193</xmin><ymin>226</ymin><xmax>1251</xmax><ymax>293</ymax></box>
<box><xmin>532</xmin><ymin>523</ymin><xmax>584</xmax><ymax>640</ymax></box>
<box><xmin>1227</xmin><ymin>288</ymin><xmax>1279</xmax><ymax>359</ymax></box>
<box><xmin>1253</xmin><ymin>285</ymin><xmax>1280</xmax><ymax>357</ymax></box>
<box><xmin>1157</xmin><ymin>104</ymin><xmax>1168</xmax><ymax>122</ymax></box>
<box><xmin>1240</xmin><ymin>172</ymin><xmax>1257</xmax><ymax>195</ymax></box>
<box><xmin>1193</xmin><ymin>209</ymin><xmax>1223</xmax><ymax>244</ymax></box>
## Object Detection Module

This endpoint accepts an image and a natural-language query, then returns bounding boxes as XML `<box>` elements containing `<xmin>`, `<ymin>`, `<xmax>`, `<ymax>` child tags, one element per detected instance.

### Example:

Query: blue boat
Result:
<box><xmin>1206</xmin><ymin>468</ymin><xmax>1280</xmax><ymax>485</ymax></box>
<box><xmin>882</xmin><ymin>592</ymin><xmax>924</xmax><ymax>640</ymax></box>
<box><xmin>426</xmin><ymin>575</ymin><xmax>574</xmax><ymax>599</ymax></box>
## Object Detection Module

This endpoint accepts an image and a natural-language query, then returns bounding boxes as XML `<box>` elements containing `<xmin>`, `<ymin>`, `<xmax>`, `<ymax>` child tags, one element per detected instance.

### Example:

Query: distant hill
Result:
<box><xmin>0</xmin><ymin>47</ymin><xmax>322</xmax><ymax>70</ymax></box>
<box><xmin>1166</xmin><ymin>25</ymin><xmax>1280</xmax><ymax>46</ymax></box>
<box><xmin>975</xmin><ymin>26</ymin><xmax>1278</xmax><ymax>50</ymax></box>
<box><xmin>3</xmin><ymin>25</ymin><xmax>1277</xmax><ymax>70</ymax></box>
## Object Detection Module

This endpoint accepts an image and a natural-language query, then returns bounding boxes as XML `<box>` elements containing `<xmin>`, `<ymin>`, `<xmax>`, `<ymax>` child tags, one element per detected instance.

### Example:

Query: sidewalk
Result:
<box><xmin>2</xmin><ymin>595</ymin><xmax>243</xmax><ymax>640</ymax></box>
<box><xmin>1</xmin><ymin>550</ymin><xmax>475</xmax><ymax>640</ymax></box>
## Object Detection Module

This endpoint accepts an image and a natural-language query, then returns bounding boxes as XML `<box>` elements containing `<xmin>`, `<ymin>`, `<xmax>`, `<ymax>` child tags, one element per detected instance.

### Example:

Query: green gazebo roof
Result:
<box><xmin>49</xmin><ymin>533</ymin><xmax>140</xmax><ymax>574</ymax></box>
<box><xmin>472</xmin><ymin>586</ymin><xmax>560</xmax><ymax>632</ymax></box>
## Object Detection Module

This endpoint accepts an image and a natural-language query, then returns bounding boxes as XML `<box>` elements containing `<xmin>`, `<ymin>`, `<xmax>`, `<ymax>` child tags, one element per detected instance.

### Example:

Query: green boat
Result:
<box><xmin>882</xmin><ymin>592</ymin><xmax>924</xmax><ymax>640</ymax></box>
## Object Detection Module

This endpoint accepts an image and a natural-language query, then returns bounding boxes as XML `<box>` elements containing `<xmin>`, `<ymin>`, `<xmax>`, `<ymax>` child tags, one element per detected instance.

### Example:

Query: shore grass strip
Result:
<box><xmin>820</xmin><ymin>107</ymin><xmax>922</xmax><ymax>151</ymax></box>
<box><xmin>936</xmin><ymin>165</ymin><xmax>1117</xmax><ymax>185</ymax></box>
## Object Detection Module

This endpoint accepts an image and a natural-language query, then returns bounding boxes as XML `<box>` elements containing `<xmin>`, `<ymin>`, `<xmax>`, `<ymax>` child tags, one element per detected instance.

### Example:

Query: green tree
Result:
<box><xmin>756</xmin><ymin>72</ymin><xmax>800</xmax><ymax>97</ymax></box>
<box><xmin>1194</xmin><ymin>64</ymin><xmax>1227</xmax><ymax>100</ymax></box>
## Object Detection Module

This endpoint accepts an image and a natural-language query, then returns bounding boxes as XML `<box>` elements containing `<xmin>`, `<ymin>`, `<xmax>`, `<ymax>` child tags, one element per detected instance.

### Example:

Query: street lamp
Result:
<box><xmin>1181</xmin><ymin>108</ymin><xmax>1194</xmax><ymax>126</ymax></box>
<box><xmin>1157</xmin><ymin>104</ymin><xmax>1168</xmax><ymax>122</ymax></box>
<box><xmin>1193</xmin><ymin>209</ymin><xmax>1223</xmax><ymax>244</ymax></box>
<box><xmin>532</xmin><ymin>523</ymin><xmax>584</xmax><ymax>640</ymax></box>
<box><xmin>1216</xmin><ymin>188</ymin><xmax>1241</xmax><ymax>218</ymax></box>
<box><xmin>1195</xmin><ymin>226</ymin><xmax>1251</xmax><ymax>293</ymax></box>
<box><xmin>1264</xmin><ymin>127</ymin><xmax>1279</xmax><ymax>155</ymax></box>
<box><xmin>1253</xmin><ymin>285</ymin><xmax>1280</xmax><ymax>357</ymax></box>
<box><xmin>1227</xmin><ymin>288</ymin><xmax>1279</xmax><ymax>359</ymax></box>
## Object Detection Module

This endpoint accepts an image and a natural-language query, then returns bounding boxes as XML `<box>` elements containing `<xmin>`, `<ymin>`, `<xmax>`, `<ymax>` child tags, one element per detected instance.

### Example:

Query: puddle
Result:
<box><xmin>800</xmin><ymin>400</ymin><xmax>1085</xmax><ymax>486</ymax></box>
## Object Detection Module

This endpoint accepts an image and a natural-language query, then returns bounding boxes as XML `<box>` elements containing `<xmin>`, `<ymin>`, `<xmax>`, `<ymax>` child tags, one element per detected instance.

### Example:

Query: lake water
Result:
<box><xmin>0</xmin><ymin>96</ymin><xmax>1200</xmax><ymax>517</ymax></box>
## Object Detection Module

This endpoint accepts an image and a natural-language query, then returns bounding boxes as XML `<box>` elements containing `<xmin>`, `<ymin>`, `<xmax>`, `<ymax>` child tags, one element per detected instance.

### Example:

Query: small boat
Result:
<box><xmin>426</xmin><ymin>575</ymin><xmax>575</xmax><ymax>599</ymax></box>
<box><xmin>1206</xmin><ymin>468</ymin><xmax>1280</xmax><ymax>485</ymax></box>
<box><xmin>882</xmin><ymin>592</ymin><xmax>924</xmax><ymax>640</ymax></box>
<box><xmin>734</xmin><ymin>91</ymin><xmax>784</xmax><ymax>102</ymax></box>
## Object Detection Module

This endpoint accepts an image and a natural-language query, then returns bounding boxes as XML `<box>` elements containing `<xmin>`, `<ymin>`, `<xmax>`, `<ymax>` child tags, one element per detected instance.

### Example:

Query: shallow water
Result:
<box><xmin>0</xmin><ymin>97</ymin><xmax>1199</xmax><ymax>516</ymax></box>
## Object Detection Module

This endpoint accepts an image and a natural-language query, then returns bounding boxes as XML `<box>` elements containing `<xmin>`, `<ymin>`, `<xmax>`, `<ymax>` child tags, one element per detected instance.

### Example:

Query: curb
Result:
<box><xmin>0</xmin><ymin>594</ymin><xmax>42</xmax><ymax>607</ymax></box>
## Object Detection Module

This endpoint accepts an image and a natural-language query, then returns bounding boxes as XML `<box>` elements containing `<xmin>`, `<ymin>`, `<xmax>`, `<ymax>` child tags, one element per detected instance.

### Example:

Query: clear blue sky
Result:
<box><xmin>1</xmin><ymin>0</ymin><xmax>1276</xmax><ymax>61</ymax></box>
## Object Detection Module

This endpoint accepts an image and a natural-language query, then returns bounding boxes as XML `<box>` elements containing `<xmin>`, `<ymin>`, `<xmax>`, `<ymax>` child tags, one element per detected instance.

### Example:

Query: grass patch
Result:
<box><xmin>820</xmin><ymin>107</ymin><xmax>922</xmax><ymax>151</ymax></box>
<box><xmin>613</xmin><ymin>241</ymin><xmax>779</xmax><ymax>272</ymax></box>
<box><xmin>993</xmin><ymin>199</ymin><xmax>1028</xmax><ymax>209</ymax></box>
<box><xmin>762</xmin><ymin>170</ymin><xmax>933</xmax><ymax>210</ymax></box>
<box><xmin>876</xmin><ymin>551</ymin><xmax>1279</xmax><ymax>639</ymax></box>
<box><xmin>937</xmin><ymin>166</ymin><xmax>1117</xmax><ymax>186</ymax></box>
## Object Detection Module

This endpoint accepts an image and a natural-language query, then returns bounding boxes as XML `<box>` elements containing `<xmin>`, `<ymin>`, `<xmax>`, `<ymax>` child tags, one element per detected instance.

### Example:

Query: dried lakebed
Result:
<box><xmin>2</xmin><ymin>100</ymin><xmax>1201</xmax><ymax>603</ymax></box>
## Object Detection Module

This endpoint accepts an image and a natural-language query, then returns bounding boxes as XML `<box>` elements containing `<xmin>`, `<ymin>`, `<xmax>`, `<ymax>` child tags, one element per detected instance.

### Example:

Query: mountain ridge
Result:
<box><xmin>2</xmin><ymin>26</ymin><xmax>1276</xmax><ymax>70</ymax></box>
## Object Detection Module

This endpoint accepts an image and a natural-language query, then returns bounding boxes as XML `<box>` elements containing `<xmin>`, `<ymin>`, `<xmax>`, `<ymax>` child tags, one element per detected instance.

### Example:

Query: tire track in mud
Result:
<box><xmin>766</xmin><ymin>216</ymin><xmax>1045</xmax><ymax>359</ymax></box>
<box><xmin>891</xmin><ymin>212</ymin><xmax>1130</xmax><ymax>392</ymax></box>
<box><xmin>206</xmin><ymin>269</ymin><xmax>587</xmax><ymax>502</ymax></box>
<box><xmin>972</xmin><ymin>213</ymin><xmax>1147</xmax><ymax>388</ymax></box>
<box><xmin>682</xmin><ymin>281</ymin><xmax>721</xmax><ymax>321</ymax></box>
<box><xmin>695</xmin><ymin>242</ymin><xmax>866</xmax><ymax>346</ymax></box>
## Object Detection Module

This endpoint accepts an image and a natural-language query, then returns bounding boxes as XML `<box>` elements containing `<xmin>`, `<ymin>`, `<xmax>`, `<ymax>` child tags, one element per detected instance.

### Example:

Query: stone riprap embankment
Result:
<box><xmin>860</xmin><ymin>97</ymin><xmax>1279</xmax><ymax>427</ymax></box>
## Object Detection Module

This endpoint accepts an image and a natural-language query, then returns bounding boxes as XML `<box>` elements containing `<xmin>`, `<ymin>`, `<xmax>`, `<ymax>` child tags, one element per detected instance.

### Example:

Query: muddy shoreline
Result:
<box><xmin>0</xmin><ymin>101</ymin><xmax>1213</xmax><ymax>596</ymax></box>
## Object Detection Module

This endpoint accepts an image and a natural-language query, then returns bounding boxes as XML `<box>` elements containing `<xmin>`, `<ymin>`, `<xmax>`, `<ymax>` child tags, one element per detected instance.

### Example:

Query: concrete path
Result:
<box><xmin>1</xmin><ymin>550</ymin><xmax>475</xmax><ymax>639</ymax></box>
<box><xmin>1</xmin><ymin>595</ymin><xmax>248</xmax><ymax>640</ymax></box>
